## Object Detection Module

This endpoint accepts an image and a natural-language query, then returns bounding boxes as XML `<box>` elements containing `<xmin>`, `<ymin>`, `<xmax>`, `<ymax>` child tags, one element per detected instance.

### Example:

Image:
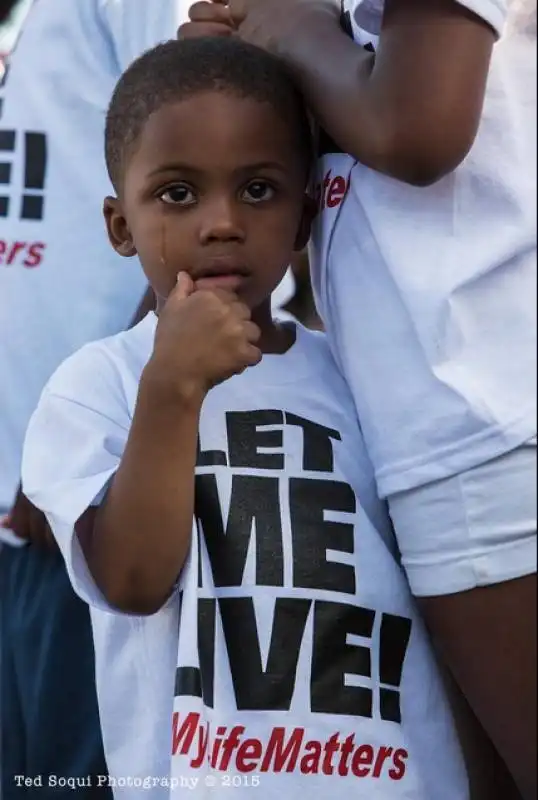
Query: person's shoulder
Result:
<box><xmin>42</xmin><ymin>313</ymin><xmax>156</xmax><ymax>405</ymax></box>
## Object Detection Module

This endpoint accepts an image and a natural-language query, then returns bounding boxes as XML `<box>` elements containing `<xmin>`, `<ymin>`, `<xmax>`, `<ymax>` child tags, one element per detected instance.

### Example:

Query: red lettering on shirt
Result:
<box><xmin>314</xmin><ymin>170</ymin><xmax>350</xmax><ymax>214</ymax></box>
<box><xmin>171</xmin><ymin>712</ymin><xmax>410</xmax><ymax>781</ymax></box>
<box><xmin>0</xmin><ymin>240</ymin><xmax>46</xmax><ymax>268</ymax></box>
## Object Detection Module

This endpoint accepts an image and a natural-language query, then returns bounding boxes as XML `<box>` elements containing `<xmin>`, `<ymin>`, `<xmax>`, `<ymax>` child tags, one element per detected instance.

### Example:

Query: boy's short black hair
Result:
<box><xmin>105</xmin><ymin>37</ymin><xmax>312</xmax><ymax>191</ymax></box>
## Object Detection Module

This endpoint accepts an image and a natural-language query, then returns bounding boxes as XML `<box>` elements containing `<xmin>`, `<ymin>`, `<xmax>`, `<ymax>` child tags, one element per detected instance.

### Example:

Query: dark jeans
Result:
<box><xmin>0</xmin><ymin>544</ymin><xmax>112</xmax><ymax>798</ymax></box>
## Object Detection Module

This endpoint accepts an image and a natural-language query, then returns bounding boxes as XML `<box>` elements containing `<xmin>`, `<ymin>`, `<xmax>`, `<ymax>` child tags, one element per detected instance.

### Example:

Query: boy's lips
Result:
<box><xmin>194</xmin><ymin>274</ymin><xmax>247</xmax><ymax>291</ymax></box>
<box><xmin>192</xmin><ymin>260</ymin><xmax>249</xmax><ymax>292</ymax></box>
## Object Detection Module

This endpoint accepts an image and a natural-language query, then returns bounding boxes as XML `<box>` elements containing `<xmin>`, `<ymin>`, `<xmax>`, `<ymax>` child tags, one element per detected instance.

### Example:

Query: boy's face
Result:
<box><xmin>104</xmin><ymin>91</ymin><xmax>311</xmax><ymax>311</ymax></box>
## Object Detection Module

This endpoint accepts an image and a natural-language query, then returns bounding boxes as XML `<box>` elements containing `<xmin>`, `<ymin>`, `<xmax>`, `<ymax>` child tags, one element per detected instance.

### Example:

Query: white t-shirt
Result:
<box><xmin>310</xmin><ymin>0</ymin><xmax>537</xmax><ymax>499</ymax></box>
<box><xmin>0</xmin><ymin>0</ymin><xmax>296</xmax><ymax>524</ymax></box>
<box><xmin>22</xmin><ymin>314</ymin><xmax>469</xmax><ymax>799</ymax></box>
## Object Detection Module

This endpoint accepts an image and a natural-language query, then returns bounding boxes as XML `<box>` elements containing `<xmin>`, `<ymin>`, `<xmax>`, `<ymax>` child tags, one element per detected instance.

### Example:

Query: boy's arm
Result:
<box><xmin>71</xmin><ymin>278</ymin><xmax>260</xmax><ymax>616</ymax></box>
<box><xmin>231</xmin><ymin>0</ymin><xmax>496</xmax><ymax>185</ymax></box>
<box><xmin>76</xmin><ymin>369</ymin><xmax>202</xmax><ymax>616</ymax></box>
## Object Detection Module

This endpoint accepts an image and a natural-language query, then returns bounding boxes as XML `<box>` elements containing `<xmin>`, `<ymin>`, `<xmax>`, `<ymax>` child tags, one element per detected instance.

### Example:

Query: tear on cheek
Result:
<box><xmin>160</xmin><ymin>220</ymin><xmax>168</xmax><ymax>268</ymax></box>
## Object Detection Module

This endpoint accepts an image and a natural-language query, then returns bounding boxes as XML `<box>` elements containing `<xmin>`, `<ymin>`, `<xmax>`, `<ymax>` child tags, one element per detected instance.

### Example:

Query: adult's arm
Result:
<box><xmin>419</xmin><ymin>577</ymin><xmax>536</xmax><ymax>800</ymax></box>
<box><xmin>75</xmin><ymin>368</ymin><xmax>201</xmax><ymax>616</ymax></box>
<box><xmin>272</xmin><ymin>0</ymin><xmax>496</xmax><ymax>185</ymax></box>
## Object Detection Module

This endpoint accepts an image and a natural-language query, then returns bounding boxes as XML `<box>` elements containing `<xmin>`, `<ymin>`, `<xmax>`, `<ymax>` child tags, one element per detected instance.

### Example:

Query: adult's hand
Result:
<box><xmin>179</xmin><ymin>0</ymin><xmax>235</xmax><ymax>39</ymax></box>
<box><xmin>1</xmin><ymin>485</ymin><xmax>56</xmax><ymax>549</ymax></box>
<box><xmin>230</xmin><ymin>0</ymin><xmax>337</xmax><ymax>56</ymax></box>
<box><xmin>183</xmin><ymin>0</ymin><xmax>337</xmax><ymax>54</ymax></box>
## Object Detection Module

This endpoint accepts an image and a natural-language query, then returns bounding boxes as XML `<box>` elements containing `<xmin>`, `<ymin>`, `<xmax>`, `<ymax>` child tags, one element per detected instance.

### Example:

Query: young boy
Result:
<box><xmin>22</xmin><ymin>37</ymin><xmax>474</xmax><ymax>798</ymax></box>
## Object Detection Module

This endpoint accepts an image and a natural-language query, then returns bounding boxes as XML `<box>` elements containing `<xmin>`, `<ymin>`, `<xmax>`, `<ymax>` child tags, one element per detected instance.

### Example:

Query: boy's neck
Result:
<box><xmin>252</xmin><ymin>300</ymin><xmax>295</xmax><ymax>355</ymax></box>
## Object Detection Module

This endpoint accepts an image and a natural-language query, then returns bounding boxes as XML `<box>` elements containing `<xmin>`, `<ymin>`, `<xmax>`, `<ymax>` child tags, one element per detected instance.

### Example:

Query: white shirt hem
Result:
<box><xmin>457</xmin><ymin>0</ymin><xmax>506</xmax><ymax>36</ymax></box>
<box><xmin>404</xmin><ymin>536</ymin><xmax>537</xmax><ymax>597</ymax></box>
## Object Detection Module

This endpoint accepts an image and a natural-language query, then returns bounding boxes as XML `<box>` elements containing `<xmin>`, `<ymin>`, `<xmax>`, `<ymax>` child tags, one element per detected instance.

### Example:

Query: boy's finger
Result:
<box><xmin>0</xmin><ymin>514</ymin><xmax>12</xmax><ymax>528</ymax></box>
<box><xmin>175</xmin><ymin>271</ymin><xmax>195</xmax><ymax>298</ymax></box>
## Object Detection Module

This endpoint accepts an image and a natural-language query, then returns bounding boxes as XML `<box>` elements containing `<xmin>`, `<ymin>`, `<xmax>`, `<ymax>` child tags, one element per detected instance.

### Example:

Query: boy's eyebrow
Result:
<box><xmin>235</xmin><ymin>161</ymin><xmax>289</xmax><ymax>175</ymax></box>
<box><xmin>147</xmin><ymin>163</ymin><xmax>202</xmax><ymax>178</ymax></box>
<box><xmin>146</xmin><ymin>161</ymin><xmax>289</xmax><ymax>178</ymax></box>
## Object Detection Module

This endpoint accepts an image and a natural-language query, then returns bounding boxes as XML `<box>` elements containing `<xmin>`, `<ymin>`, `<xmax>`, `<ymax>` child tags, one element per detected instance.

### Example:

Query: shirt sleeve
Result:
<box><xmin>22</xmin><ymin>343</ymin><xmax>131</xmax><ymax>612</ymax></box>
<box><xmin>456</xmin><ymin>0</ymin><xmax>506</xmax><ymax>35</ymax></box>
<box><xmin>387</xmin><ymin>436</ymin><xmax>537</xmax><ymax>596</ymax></box>
<box><xmin>351</xmin><ymin>0</ymin><xmax>507</xmax><ymax>37</ymax></box>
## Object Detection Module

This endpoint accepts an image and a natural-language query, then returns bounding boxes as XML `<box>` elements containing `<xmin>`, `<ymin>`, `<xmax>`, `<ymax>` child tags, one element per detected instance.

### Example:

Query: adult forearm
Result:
<box><xmin>276</xmin><ymin>1</ymin><xmax>493</xmax><ymax>185</ymax></box>
<box><xmin>277</xmin><ymin>12</ymin><xmax>391</xmax><ymax>170</ymax></box>
<box><xmin>90</xmin><ymin>369</ymin><xmax>202</xmax><ymax>614</ymax></box>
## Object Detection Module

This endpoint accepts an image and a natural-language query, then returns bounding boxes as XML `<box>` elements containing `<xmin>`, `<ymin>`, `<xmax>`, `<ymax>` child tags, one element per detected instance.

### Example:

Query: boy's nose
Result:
<box><xmin>198</xmin><ymin>198</ymin><xmax>246</xmax><ymax>244</ymax></box>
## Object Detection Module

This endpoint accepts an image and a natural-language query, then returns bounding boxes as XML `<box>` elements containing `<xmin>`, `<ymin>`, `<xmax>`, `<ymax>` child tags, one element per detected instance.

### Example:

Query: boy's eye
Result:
<box><xmin>159</xmin><ymin>184</ymin><xmax>195</xmax><ymax>206</ymax></box>
<box><xmin>241</xmin><ymin>180</ymin><xmax>275</xmax><ymax>204</ymax></box>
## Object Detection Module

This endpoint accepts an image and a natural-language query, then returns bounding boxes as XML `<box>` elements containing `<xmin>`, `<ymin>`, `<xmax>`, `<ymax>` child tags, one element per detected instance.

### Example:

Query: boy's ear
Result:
<box><xmin>103</xmin><ymin>196</ymin><xmax>137</xmax><ymax>257</ymax></box>
<box><xmin>294</xmin><ymin>193</ymin><xmax>316</xmax><ymax>252</ymax></box>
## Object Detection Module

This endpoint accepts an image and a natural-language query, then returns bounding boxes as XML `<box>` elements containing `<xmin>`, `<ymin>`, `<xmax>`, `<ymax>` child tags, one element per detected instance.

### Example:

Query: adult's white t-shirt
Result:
<box><xmin>310</xmin><ymin>0</ymin><xmax>536</xmax><ymax>498</ymax></box>
<box><xmin>23</xmin><ymin>315</ymin><xmax>470</xmax><ymax>799</ymax></box>
<box><xmin>0</xmin><ymin>0</ymin><xmax>296</xmax><ymax>527</ymax></box>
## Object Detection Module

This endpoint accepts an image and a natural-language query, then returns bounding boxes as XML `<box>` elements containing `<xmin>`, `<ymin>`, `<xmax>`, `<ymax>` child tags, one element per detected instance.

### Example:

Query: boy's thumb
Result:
<box><xmin>175</xmin><ymin>271</ymin><xmax>195</xmax><ymax>299</ymax></box>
